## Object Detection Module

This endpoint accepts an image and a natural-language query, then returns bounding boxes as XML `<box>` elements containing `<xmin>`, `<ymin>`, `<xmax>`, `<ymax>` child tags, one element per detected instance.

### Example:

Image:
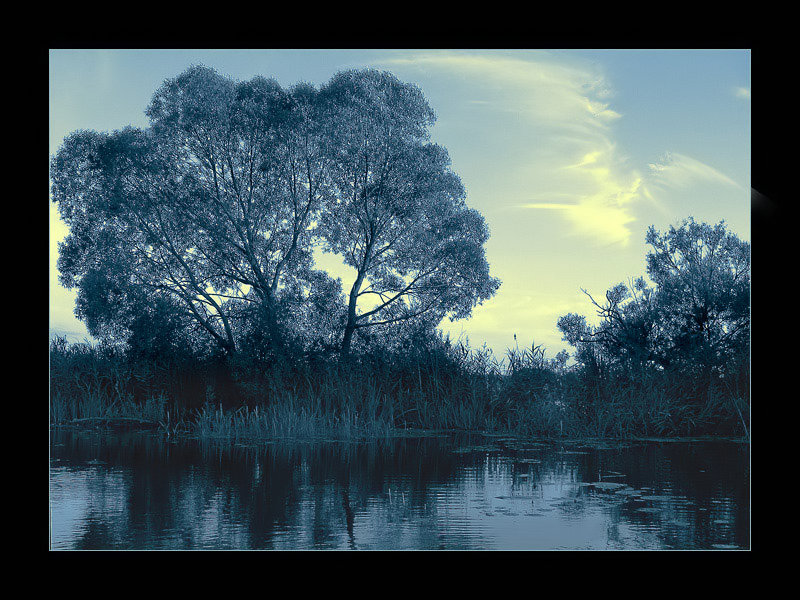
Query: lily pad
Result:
<box><xmin>496</xmin><ymin>495</ymin><xmax>535</xmax><ymax>500</ymax></box>
<box><xmin>590</xmin><ymin>482</ymin><xmax>628</xmax><ymax>492</ymax></box>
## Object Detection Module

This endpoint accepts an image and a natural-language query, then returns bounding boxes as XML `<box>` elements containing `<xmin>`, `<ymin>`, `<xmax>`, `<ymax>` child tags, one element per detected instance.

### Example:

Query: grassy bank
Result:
<box><xmin>49</xmin><ymin>336</ymin><xmax>749</xmax><ymax>441</ymax></box>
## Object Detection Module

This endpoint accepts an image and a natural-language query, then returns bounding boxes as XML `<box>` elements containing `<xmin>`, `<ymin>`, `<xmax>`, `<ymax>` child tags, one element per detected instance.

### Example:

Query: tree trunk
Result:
<box><xmin>340</xmin><ymin>322</ymin><xmax>356</xmax><ymax>357</ymax></box>
<box><xmin>340</xmin><ymin>269</ymin><xmax>367</xmax><ymax>358</ymax></box>
<box><xmin>262</xmin><ymin>292</ymin><xmax>285</xmax><ymax>357</ymax></box>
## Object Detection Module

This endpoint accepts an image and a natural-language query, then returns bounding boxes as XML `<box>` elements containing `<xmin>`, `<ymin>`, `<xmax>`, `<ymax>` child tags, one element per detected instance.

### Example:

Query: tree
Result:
<box><xmin>51</xmin><ymin>67</ymin><xmax>499</xmax><ymax>359</ymax></box>
<box><xmin>558</xmin><ymin>218</ymin><xmax>750</xmax><ymax>377</ymax></box>
<box><xmin>557</xmin><ymin>277</ymin><xmax>665</xmax><ymax>373</ymax></box>
<box><xmin>645</xmin><ymin>218</ymin><xmax>750</xmax><ymax>375</ymax></box>
<box><xmin>52</xmin><ymin>66</ymin><xmax>337</xmax><ymax>355</ymax></box>
<box><xmin>72</xmin><ymin>259</ymin><xmax>199</xmax><ymax>359</ymax></box>
<box><xmin>316</xmin><ymin>70</ymin><xmax>500</xmax><ymax>356</ymax></box>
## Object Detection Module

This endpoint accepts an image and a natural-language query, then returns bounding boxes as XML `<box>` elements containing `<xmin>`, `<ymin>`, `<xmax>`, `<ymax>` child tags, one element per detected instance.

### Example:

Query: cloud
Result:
<box><xmin>519</xmin><ymin>145</ymin><xmax>647</xmax><ymax>246</ymax></box>
<box><xmin>734</xmin><ymin>86</ymin><xmax>751</xmax><ymax>100</ymax></box>
<box><xmin>383</xmin><ymin>52</ymin><xmax>620</xmax><ymax>140</ymax></box>
<box><xmin>381</xmin><ymin>52</ymin><xmax>747</xmax><ymax>249</ymax></box>
<box><xmin>381</xmin><ymin>51</ymin><xmax>644</xmax><ymax>245</ymax></box>
<box><xmin>647</xmin><ymin>152</ymin><xmax>743</xmax><ymax>191</ymax></box>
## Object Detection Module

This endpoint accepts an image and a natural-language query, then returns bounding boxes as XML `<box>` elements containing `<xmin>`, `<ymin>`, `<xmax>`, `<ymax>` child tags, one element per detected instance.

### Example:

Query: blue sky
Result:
<box><xmin>49</xmin><ymin>49</ymin><xmax>750</xmax><ymax>357</ymax></box>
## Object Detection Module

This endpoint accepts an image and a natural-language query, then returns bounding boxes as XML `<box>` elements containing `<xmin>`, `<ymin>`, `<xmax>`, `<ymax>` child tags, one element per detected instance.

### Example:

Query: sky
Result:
<box><xmin>49</xmin><ymin>49</ymin><xmax>750</xmax><ymax>358</ymax></box>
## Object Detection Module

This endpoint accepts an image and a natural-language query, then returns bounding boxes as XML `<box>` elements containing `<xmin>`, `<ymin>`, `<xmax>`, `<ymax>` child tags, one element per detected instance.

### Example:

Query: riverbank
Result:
<box><xmin>50</xmin><ymin>395</ymin><xmax>750</xmax><ymax>441</ymax></box>
<box><xmin>50</xmin><ymin>413</ymin><xmax>750</xmax><ymax>446</ymax></box>
<box><xmin>50</xmin><ymin>337</ymin><xmax>749</xmax><ymax>441</ymax></box>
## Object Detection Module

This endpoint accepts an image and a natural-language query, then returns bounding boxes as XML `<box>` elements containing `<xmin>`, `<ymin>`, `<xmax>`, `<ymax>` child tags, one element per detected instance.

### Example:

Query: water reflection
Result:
<box><xmin>49</xmin><ymin>431</ymin><xmax>749</xmax><ymax>550</ymax></box>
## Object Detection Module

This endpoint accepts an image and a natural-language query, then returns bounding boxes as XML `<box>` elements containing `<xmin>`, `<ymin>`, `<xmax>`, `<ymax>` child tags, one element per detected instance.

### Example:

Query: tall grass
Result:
<box><xmin>49</xmin><ymin>335</ymin><xmax>749</xmax><ymax>440</ymax></box>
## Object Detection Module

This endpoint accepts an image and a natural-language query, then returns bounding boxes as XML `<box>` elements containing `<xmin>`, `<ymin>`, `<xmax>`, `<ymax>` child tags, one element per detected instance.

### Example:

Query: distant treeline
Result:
<box><xmin>50</xmin><ymin>217</ymin><xmax>749</xmax><ymax>439</ymax></box>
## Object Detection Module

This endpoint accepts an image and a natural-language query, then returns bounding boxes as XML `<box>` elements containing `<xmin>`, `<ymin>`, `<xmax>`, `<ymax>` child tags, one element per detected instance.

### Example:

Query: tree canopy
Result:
<box><xmin>558</xmin><ymin>218</ymin><xmax>750</xmax><ymax>377</ymax></box>
<box><xmin>51</xmin><ymin>66</ymin><xmax>500</xmax><ymax>358</ymax></box>
<box><xmin>316</xmin><ymin>70</ymin><xmax>499</xmax><ymax>354</ymax></box>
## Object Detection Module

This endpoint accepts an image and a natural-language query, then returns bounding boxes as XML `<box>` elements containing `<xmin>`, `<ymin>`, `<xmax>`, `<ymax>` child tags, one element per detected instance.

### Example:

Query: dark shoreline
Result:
<box><xmin>49</xmin><ymin>420</ymin><xmax>749</xmax><ymax>445</ymax></box>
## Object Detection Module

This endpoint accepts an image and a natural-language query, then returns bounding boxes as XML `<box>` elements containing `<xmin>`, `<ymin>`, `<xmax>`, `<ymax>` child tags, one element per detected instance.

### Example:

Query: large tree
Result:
<box><xmin>317</xmin><ymin>70</ymin><xmax>500</xmax><ymax>356</ymax></box>
<box><xmin>52</xmin><ymin>66</ymin><xmax>336</xmax><ymax>355</ymax></box>
<box><xmin>51</xmin><ymin>67</ymin><xmax>499</xmax><ymax>358</ymax></box>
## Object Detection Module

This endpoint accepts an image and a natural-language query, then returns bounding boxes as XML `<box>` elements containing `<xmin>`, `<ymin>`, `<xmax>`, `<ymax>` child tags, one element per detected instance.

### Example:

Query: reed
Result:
<box><xmin>49</xmin><ymin>335</ymin><xmax>749</xmax><ymax>440</ymax></box>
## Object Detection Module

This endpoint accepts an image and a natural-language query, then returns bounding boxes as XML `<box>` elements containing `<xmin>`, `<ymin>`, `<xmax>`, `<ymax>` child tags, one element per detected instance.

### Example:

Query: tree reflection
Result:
<box><xmin>50</xmin><ymin>432</ymin><xmax>748</xmax><ymax>550</ymax></box>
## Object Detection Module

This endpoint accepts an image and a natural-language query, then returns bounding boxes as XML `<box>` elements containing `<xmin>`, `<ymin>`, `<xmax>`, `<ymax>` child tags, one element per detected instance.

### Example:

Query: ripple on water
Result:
<box><xmin>49</xmin><ymin>432</ymin><xmax>749</xmax><ymax>550</ymax></box>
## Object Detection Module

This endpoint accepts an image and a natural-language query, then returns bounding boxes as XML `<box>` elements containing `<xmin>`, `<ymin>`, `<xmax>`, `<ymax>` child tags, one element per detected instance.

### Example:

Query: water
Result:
<box><xmin>49</xmin><ymin>430</ymin><xmax>749</xmax><ymax>550</ymax></box>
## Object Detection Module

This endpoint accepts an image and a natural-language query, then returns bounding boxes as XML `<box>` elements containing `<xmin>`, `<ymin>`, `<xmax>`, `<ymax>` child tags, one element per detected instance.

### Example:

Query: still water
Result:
<box><xmin>49</xmin><ymin>430</ymin><xmax>749</xmax><ymax>550</ymax></box>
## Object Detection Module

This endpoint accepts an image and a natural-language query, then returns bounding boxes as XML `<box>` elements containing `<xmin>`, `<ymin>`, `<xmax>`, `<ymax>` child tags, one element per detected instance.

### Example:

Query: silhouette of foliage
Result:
<box><xmin>558</xmin><ymin>218</ymin><xmax>750</xmax><ymax>380</ymax></box>
<box><xmin>51</xmin><ymin>66</ymin><xmax>499</xmax><ymax>358</ymax></box>
<box><xmin>316</xmin><ymin>70</ymin><xmax>499</xmax><ymax>355</ymax></box>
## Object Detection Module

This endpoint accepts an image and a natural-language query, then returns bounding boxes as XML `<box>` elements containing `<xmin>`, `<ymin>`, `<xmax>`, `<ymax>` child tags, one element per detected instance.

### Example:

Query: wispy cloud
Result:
<box><xmin>381</xmin><ymin>51</ymin><xmax>645</xmax><ymax>245</ymax></box>
<box><xmin>381</xmin><ymin>52</ymin><xmax>746</xmax><ymax>247</ymax></box>
<box><xmin>383</xmin><ymin>52</ymin><xmax>621</xmax><ymax>138</ymax></box>
<box><xmin>522</xmin><ymin>147</ymin><xmax>644</xmax><ymax>246</ymax></box>
<box><xmin>647</xmin><ymin>152</ymin><xmax>743</xmax><ymax>191</ymax></box>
